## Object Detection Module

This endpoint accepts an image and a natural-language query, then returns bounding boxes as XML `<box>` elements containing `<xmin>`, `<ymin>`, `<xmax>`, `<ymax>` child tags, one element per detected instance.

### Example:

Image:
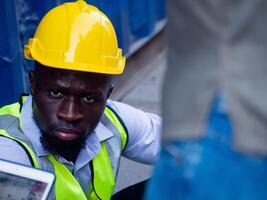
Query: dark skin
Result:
<box><xmin>29</xmin><ymin>62</ymin><xmax>113</xmax><ymax>162</ymax></box>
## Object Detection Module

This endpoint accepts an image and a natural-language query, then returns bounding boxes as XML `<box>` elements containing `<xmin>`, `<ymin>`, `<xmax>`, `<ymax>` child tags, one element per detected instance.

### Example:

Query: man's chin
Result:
<box><xmin>40</xmin><ymin>133</ymin><xmax>85</xmax><ymax>157</ymax></box>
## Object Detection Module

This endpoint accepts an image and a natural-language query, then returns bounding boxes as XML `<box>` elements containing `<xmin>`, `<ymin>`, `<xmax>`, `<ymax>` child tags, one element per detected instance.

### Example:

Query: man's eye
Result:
<box><xmin>49</xmin><ymin>91</ymin><xmax>63</xmax><ymax>98</ymax></box>
<box><xmin>82</xmin><ymin>96</ymin><xmax>96</xmax><ymax>103</ymax></box>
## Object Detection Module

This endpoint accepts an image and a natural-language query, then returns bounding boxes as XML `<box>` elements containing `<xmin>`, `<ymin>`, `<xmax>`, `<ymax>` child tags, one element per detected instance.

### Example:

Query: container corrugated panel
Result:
<box><xmin>0</xmin><ymin>0</ymin><xmax>24</xmax><ymax>106</ymax></box>
<box><xmin>127</xmin><ymin>0</ymin><xmax>155</xmax><ymax>40</ymax></box>
<box><xmin>154</xmin><ymin>0</ymin><xmax>166</xmax><ymax>21</ymax></box>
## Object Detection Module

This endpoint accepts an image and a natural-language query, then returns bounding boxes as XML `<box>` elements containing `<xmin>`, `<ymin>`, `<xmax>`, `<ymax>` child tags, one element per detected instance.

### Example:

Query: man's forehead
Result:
<box><xmin>34</xmin><ymin>62</ymin><xmax>112</xmax><ymax>84</ymax></box>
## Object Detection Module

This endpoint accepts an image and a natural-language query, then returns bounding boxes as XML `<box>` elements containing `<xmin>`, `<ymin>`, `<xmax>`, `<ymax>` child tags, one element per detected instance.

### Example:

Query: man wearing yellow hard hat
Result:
<box><xmin>0</xmin><ymin>1</ymin><xmax>161</xmax><ymax>199</ymax></box>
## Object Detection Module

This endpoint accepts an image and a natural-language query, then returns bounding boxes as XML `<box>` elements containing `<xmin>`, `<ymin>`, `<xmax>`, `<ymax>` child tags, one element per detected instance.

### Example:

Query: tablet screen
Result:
<box><xmin>0</xmin><ymin>171</ymin><xmax>48</xmax><ymax>200</ymax></box>
<box><xmin>0</xmin><ymin>159</ymin><xmax>54</xmax><ymax>200</ymax></box>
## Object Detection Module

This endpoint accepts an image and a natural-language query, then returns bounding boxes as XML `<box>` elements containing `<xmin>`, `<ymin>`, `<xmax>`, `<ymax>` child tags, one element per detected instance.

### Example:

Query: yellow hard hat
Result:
<box><xmin>24</xmin><ymin>0</ymin><xmax>126</xmax><ymax>74</ymax></box>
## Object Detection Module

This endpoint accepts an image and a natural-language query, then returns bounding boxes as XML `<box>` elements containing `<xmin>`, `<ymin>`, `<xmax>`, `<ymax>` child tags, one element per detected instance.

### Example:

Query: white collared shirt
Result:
<box><xmin>0</xmin><ymin>96</ymin><xmax>161</xmax><ymax>194</ymax></box>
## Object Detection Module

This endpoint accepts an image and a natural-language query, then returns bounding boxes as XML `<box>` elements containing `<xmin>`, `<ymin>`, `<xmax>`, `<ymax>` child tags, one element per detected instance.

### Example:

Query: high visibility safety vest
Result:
<box><xmin>0</xmin><ymin>97</ymin><xmax>128</xmax><ymax>200</ymax></box>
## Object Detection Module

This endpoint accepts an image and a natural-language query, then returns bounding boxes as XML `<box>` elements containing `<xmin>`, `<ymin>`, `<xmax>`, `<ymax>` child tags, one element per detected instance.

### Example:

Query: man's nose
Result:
<box><xmin>57</xmin><ymin>97</ymin><xmax>84</xmax><ymax>123</ymax></box>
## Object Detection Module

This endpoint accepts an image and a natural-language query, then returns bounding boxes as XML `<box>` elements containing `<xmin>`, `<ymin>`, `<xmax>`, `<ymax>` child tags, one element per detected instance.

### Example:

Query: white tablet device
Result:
<box><xmin>0</xmin><ymin>159</ymin><xmax>55</xmax><ymax>200</ymax></box>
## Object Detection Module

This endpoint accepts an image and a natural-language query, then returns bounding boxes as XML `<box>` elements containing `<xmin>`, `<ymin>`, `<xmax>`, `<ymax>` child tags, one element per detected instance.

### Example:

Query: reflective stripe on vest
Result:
<box><xmin>90</xmin><ymin>142</ymin><xmax>115</xmax><ymax>200</ymax></box>
<box><xmin>47</xmin><ymin>155</ymin><xmax>88</xmax><ymax>200</ymax></box>
<box><xmin>105</xmin><ymin>106</ymin><xmax>128</xmax><ymax>150</ymax></box>
<box><xmin>0</xmin><ymin>102</ymin><xmax>21</xmax><ymax>118</ymax></box>
<box><xmin>0</xmin><ymin>99</ymin><xmax>128</xmax><ymax>200</ymax></box>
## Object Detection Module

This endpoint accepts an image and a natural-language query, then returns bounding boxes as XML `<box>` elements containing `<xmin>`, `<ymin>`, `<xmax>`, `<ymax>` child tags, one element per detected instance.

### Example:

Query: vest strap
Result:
<box><xmin>0</xmin><ymin>129</ymin><xmax>39</xmax><ymax>168</ymax></box>
<box><xmin>90</xmin><ymin>143</ymin><xmax>115</xmax><ymax>200</ymax></box>
<box><xmin>0</xmin><ymin>102</ymin><xmax>21</xmax><ymax>118</ymax></box>
<box><xmin>105</xmin><ymin>106</ymin><xmax>128</xmax><ymax>151</ymax></box>
<box><xmin>47</xmin><ymin>155</ymin><xmax>88</xmax><ymax>200</ymax></box>
<box><xmin>47</xmin><ymin>142</ymin><xmax>115</xmax><ymax>200</ymax></box>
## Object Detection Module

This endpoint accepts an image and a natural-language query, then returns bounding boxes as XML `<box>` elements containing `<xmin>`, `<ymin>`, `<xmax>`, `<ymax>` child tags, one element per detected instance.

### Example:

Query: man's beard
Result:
<box><xmin>40</xmin><ymin>131</ymin><xmax>86</xmax><ymax>161</ymax></box>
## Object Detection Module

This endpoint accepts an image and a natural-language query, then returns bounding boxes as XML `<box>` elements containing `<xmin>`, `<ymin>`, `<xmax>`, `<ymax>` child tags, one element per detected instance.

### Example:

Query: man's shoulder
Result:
<box><xmin>107</xmin><ymin>98</ymin><xmax>143</xmax><ymax>110</ymax></box>
<box><xmin>106</xmin><ymin>99</ymin><xmax>128</xmax><ymax>115</ymax></box>
<box><xmin>106</xmin><ymin>99</ymin><xmax>161</xmax><ymax>128</ymax></box>
<box><xmin>0</xmin><ymin>137</ymin><xmax>32</xmax><ymax>166</ymax></box>
<box><xmin>106</xmin><ymin>99</ymin><xmax>122</xmax><ymax>109</ymax></box>
<box><xmin>0</xmin><ymin>113</ymin><xmax>20</xmax><ymax>130</ymax></box>
<box><xmin>106</xmin><ymin>99</ymin><xmax>141</xmax><ymax>119</ymax></box>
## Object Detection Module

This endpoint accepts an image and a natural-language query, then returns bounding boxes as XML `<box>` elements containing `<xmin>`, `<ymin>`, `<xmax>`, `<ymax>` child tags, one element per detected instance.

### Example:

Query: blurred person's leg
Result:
<box><xmin>146</xmin><ymin>0</ymin><xmax>267</xmax><ymax>199</ymax></box>
<box><xmin>145</xmin><ymin>96</ymin><xmax>267</xmax><ymax>200</ymax></box>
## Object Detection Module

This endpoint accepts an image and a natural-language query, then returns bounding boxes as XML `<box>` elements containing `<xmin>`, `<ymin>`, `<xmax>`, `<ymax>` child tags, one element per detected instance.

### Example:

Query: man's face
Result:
<box><xmin>29</xmin><ymin>63</ymin><xmax>112</xmax><ymax>158</ymax></box>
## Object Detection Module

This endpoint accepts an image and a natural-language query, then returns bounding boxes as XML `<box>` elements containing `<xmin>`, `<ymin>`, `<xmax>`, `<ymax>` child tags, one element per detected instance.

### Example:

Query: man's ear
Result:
<box><xmin>29</xmin><ymin>70</ymin><xmax>35</xmax><ymax>95</ymax></box>
<box><xmin>107</xmin><ymin>85</ymin><xmax>114</xmax><ymax>99</ymax></box>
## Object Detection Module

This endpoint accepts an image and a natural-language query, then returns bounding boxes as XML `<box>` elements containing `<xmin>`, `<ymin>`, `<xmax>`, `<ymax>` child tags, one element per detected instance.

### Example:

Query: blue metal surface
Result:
<box><xmin>154</xmin><ymin>0</ymin><xmax>166</xmax><ymax>20</ymax></box>
<box><xmin>0</xmin><ymin>0</ymin><xmax>24</xmax><ymax>106</ymax></box>
<box><xmin>0</xmin><ymin>0</ymin><xmax>166</xmax><ymax>106</ymax></box>
<box><xmin>127</xmin><ymin>0</ymin><xmax>155</xmax><ymax>40</ymax></box>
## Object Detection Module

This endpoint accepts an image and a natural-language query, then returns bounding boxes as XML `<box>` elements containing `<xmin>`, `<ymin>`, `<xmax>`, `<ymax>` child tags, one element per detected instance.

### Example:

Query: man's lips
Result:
<box><xmin>54</xmin><ymin>129</ymin><xmax>82</xmax><ymax>141</ymax></box>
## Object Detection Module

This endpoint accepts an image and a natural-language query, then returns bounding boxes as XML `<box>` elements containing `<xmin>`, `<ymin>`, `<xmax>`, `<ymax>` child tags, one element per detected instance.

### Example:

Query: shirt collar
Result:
<box><xmin>20</xmin><ymin>96</ymin><xmax>114</xmax><ymax>160</ymax></box>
